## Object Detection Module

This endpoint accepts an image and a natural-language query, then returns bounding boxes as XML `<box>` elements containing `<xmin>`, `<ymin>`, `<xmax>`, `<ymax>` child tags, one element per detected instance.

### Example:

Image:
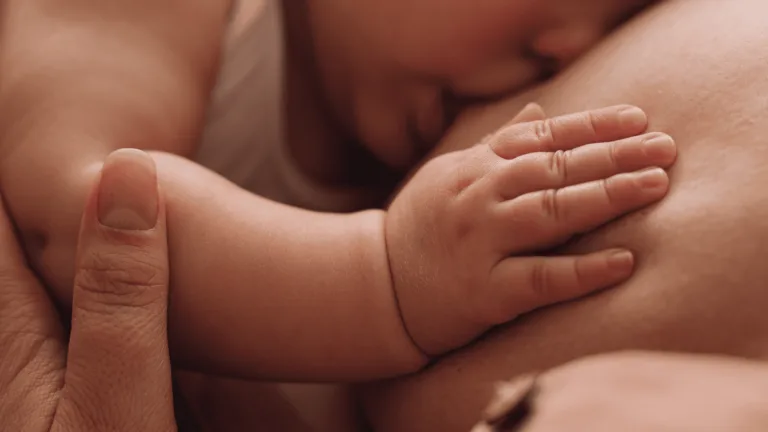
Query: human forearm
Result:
<box><xmin>0</xmin><ymin>2</ymin><xmax>426</xmax><ymax>380</ymax></box>
<box><xmin>19</xmin><ymin>148</ymin><xmax>425</xmax><ymax>381</ymax></box>
<box><xmin>149</xmin><ymin>152</ymin><xmax>426</xmax><ymax>381</ymax></box>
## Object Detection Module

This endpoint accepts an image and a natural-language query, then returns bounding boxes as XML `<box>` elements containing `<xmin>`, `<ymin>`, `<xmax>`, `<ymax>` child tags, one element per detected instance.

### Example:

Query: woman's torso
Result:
<box><xmin>362</xmin><ymin>1</ymin><xmax>768</xmax><ymax>430</ymax></box>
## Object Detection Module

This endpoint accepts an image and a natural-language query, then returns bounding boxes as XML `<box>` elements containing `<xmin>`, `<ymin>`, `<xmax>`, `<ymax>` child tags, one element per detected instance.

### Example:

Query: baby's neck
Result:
<box><xmin>281</xmin><ymin>1</ymin><xmax>397</xmax><ymax>196</ymax></box>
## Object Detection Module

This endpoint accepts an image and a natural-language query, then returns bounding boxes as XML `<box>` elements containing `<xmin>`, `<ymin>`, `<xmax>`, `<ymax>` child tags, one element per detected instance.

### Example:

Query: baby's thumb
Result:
<box><xmin>507</xmin><ymin>102</ymin><xmax>547</xmax><ymax>126</ymax></box>
<box><xmin>61</xmin><ymin>149</ymin><xmax>175</xmax><ymax>431</ymax></box>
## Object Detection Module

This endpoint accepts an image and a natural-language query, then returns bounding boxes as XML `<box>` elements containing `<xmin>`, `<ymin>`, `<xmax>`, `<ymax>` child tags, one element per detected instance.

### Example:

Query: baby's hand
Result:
<box><xmin>386</xmin><ymin>104</ymin><xmax>677</xmax><ymax>356</ymax></box>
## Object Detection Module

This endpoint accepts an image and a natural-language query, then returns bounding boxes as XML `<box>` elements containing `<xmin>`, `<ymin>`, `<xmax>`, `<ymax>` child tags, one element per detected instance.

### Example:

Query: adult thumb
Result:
<box><xmin>59</xmin><ymin>149</ymin><xmax>175</xmax><ymax>431</ymax></box>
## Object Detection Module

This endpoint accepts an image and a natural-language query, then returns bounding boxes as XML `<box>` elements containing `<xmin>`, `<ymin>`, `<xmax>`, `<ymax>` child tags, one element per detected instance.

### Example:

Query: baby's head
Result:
<box><xmin>304</xmin><ymin>0</ymin><xmax>653</xmax><ymax>170</ymax></box>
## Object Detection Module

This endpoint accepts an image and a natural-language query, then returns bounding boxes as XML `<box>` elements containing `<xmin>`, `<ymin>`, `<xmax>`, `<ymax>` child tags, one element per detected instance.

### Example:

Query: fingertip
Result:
<box><xmin>616</xmin><ymin>105</ymin><xmax>648</xmax><ymax>131</ymax></box>
<box><xmin>641</xmin><ymin>133</ymin><xmax>677</xmax><ymax>167</ymax></box>
<box><xmin>97</xmin><ymin>149</ymin><xmax>159</xmax><ymax>231</ymax></box>
<box><xmin>604</xmin><ymin>167</ymin><xmax>670</xmax><ymax>209</ymax></box>
<box><xmin>605</xmin><ymin>249</ymin><xmax>635</xmax><ymax>275</ymax></box>
<box><xmin>635</xmin><ymin>167</ymin><xmax>669</xmax><ymax>194</ymax></box>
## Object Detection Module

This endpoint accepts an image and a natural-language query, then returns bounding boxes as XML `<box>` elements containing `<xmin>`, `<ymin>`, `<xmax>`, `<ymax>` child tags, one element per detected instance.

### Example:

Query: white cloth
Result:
<box><xmin>193</xmin><ymin>2</ymin><xmax>362</xmax><ymax>431</ymax></box>
<box><xmin>195</xmin><ymin>0</ymin><xmax>363</xmax><ymax>212</ymax></box>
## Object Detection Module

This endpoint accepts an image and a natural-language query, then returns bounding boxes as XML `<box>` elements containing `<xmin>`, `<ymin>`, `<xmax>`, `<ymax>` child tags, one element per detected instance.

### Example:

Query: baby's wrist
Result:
<box><xmin>360</xmin><ymin>209</ymin><xmax>427</xmax><ymax>374</ymax></box>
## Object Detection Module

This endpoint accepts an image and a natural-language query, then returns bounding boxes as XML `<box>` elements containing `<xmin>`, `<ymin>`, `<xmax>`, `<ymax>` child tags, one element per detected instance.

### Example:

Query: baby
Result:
<box><xmin>0</xmin><ymin>0</ymin><xmax>665</xmax><ymax>384</ymax></box>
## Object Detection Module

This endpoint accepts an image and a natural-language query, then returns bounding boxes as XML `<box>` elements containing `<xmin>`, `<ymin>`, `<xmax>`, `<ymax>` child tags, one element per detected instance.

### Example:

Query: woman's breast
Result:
<box><xmin>361</xmin><ymin>1</ymin><xmax>768</xmax><ymax>430</ymax></box>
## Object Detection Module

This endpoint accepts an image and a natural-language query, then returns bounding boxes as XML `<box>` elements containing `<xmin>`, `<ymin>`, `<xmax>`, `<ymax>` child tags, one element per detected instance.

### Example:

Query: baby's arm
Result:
<box><xmin>104</xmin><ymin>103</ymin><xmax>674</xmax><ymax>383</ymax></box>
<box><xmin>2</xmin><ymin>73</ymin><xmax>676</xmax><ymax>382</ymax></box>
<box><xmin>0</xmin><ymin>0</ymin><xmax>423</xmax><ymax>381</ymax></box>
<box><xmin>158</xmin><ymin>104</ymin><xmax>676</xmax><ymax>380</ymax></box>
<box><xmin>0</xmin><ymin>0</ymin><xmax>232</xmax><ymax>288</ymax></box>
<box><xmin>0</xmin><ymin>1</ymin><xmax>677</xmax><ymax>383</ymax></box>
<box><xmin>147</xmin><ymin>152</ymin><xmax>425</xmax><ymax>381</ymax></box>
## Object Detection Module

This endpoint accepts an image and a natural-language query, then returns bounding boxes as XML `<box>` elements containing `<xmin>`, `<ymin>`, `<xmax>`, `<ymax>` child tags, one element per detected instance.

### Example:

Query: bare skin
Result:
<box><xmin>0</xmin><ymin>150</ymin><xmax>177</xmax><ymax>431</ymax></box>
<box><xmin>471</xmin><ymin>352</ymin><xmax>768</xmax><ymax>432</ymax></box>
<box><xmin>0</xmin><ymin>1</ymin><xmax>673</xmax><ymax>381</ymax></box>
<box><xmin>361</xmin><ymin>0</ymin><xmax>768</xmax><ymax>430</ymax></box>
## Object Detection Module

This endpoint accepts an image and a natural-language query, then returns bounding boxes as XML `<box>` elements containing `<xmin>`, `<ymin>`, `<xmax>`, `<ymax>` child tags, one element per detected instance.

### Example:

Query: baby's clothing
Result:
<box><xmin>192</xmin><ymin>1</ymin><xmax>363</xmax><ymax>431</ymax></box>
<box><xmin>195</xmin><ymin>0</ymin><xmax>365</xmax><ymax>213</ymax></box>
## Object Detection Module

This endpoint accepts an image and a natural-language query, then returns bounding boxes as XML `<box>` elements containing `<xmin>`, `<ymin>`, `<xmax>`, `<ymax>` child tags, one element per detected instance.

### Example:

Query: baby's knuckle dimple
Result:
<box><xmin>572</xmin><ymin>258</ymin><xmax>588</xmax><ymax>288</ymax></box>
<box><xmin>529</xmin><ymin>261</ymin><xmax>552</xmax><ymax>298</ymax></box>
<box><xmin>584</xmin><ymin>111</ymin><xmax>600</xmax><ymax>136</ymax></box>
<box><xmin>547</xmin><ymin>150</ymin><xmax>569</xmax><ymax>183</ymax></box>
<box><xmin>599</xmin><ymin>178</ymin><xmax>618</xmax><ymax>205</ymax></box>
<box><xmin>608</xmin><ymin>140</ymin><xmax>621</xmax><ymax>168</ymax></box>
<box><xmin>540</xmin><ymin>189</ymin><xmax>563</xmax><ymax>221</ymax></box>
<box><xmin>534</xmin><ymin>119</ymin><xmax>555</xmax><ymax>148</ymax></box>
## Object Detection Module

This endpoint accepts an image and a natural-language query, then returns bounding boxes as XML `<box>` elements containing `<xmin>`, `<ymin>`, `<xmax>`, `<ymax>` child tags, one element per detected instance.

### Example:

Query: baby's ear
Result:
<box><xmin>507</xmin><ymin>102</ymin><xmax>547</xmax><ymax>126</ymax></box>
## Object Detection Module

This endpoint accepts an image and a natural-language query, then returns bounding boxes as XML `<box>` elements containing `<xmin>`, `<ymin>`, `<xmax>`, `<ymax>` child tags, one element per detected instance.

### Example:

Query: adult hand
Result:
<box><xmin>0</xmin><ymin>149</ymin><xmax>176</xmax><ymax>430</ymax></box>
<box><xmin>472</xmin><ymin>351</ymin><xmax>768</xmax><ymax>431</ymax></box>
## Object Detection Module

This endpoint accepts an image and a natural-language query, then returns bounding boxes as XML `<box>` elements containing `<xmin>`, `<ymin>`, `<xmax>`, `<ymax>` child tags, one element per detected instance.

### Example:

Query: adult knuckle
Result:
<box><xmin>0</xmin><ymin>329</ymin><xmax>61</xmax><ymax>396</ymax></box>
<box><xmin>0</xmin><ymin>266</ymin><xmax>35</xmax><ymax>295</ymax></box>
<box><xmin>54</xmin><ymin>386</ymin><xmax>110</xmax><ymax>432</ymax></box>
<box><xmin>75</xmin><ymin>249</ymin><xmax>164</xmax><ymax>309</ymax></box>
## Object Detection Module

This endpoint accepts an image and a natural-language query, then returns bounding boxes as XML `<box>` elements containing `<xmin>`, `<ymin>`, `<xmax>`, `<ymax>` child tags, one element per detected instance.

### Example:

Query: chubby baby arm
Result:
<box><xmin>0</xmin><ymin>0</ymin><xmax>421</xmax><ymax>381</ymax></box>
<box><xmin>387</xmin><ymin>104</ymin><xmax>678</xmax><ymax>355</ymax></box>
<box><xmin>142</xmin><ymin>152</ymin><xmax>427</xmax><ymax>381</ymax></box>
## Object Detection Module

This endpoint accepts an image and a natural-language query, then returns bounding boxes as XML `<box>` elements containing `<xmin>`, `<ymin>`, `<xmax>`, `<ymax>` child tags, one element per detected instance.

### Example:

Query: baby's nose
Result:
<box><xmin>530</xmin><ymin>26</ymin><xmax>603</xmax><ymax>69</ymax></box>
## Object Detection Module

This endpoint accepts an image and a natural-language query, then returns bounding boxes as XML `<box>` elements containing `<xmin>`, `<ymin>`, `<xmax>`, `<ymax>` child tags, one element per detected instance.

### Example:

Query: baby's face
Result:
<box><xmin>306</xmin><ymin>0</ymin><xmax>654</xmax><ymax>170</ymax></box>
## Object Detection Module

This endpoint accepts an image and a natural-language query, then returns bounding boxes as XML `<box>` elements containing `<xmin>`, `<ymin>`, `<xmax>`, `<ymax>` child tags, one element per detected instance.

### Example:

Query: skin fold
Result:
<box><xmin>361</xmin><ymin>0</ymin><xmax>768</xmax><ymax>430</ymax></box>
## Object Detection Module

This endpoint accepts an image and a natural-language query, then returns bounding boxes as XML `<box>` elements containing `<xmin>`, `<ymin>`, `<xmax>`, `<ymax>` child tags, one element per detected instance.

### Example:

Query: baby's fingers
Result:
<box><xmin>496</xmin><ymin>132</ymin><xmax>676</xmax><ymax>199</ymax></box>
<box><xmin>491</xmin><ymin>105</ymin><xmax>648</xmax><ymax>159</ymax></box>
<box><xmin>495</xmin><ymin>168</ymin><xmax>669</xmax><ymax>253</ymax></box>
<box><xmin>486</xmin><ymin>249</ymin><xmax>635</xmax><ymax>322</ymax></box>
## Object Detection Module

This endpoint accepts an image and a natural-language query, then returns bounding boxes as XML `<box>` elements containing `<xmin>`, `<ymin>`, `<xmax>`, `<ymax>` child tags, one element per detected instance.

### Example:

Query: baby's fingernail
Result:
<box><xmin>636</xmin><ymin>167</ymin><xmax>668</xmax><ymax>191</ymax></box>
<box><xmin>97</xmin><ymin>149</ymin><xmax>159</xmax><ymax>230</ymax></box>
<box><xmin>643</xmin><ymin>133</ymin><xmax>676</xmax><ymax>160</ymax></box>
<box><xmin>607</xmin><ymin>249</ymin><xmax>634</xmax><ymax>272</ymax></box>
<box><xmin>618</xmin><ymin>106</ymin><xmax>647</xmax><ymax>129</ymax></box>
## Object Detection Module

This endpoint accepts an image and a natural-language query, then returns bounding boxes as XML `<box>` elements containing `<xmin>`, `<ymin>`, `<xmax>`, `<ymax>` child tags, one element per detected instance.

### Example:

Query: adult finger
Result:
<box><xmin>490</xmin><ymin>105</ymin><xmax>649</xmax><ymax>159</ymax></box>
<box><xmin>57</xmin><ymin>149</ymin><xmax>175</xmax><ymax>431</ymax></box>
<box><xmin>494</xmin><ymin>168</ymin><xmax>670</xmax><ymax>253</ymax></box>
<box><xmin>0</xmin><ymin>197</ymin><xmax>64</xmax><ymax>429</ymax></box>
<box><xmin>495</xmin><ymin>132</ymin><xmax>676</xmax><ymax>199</ymax></box>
